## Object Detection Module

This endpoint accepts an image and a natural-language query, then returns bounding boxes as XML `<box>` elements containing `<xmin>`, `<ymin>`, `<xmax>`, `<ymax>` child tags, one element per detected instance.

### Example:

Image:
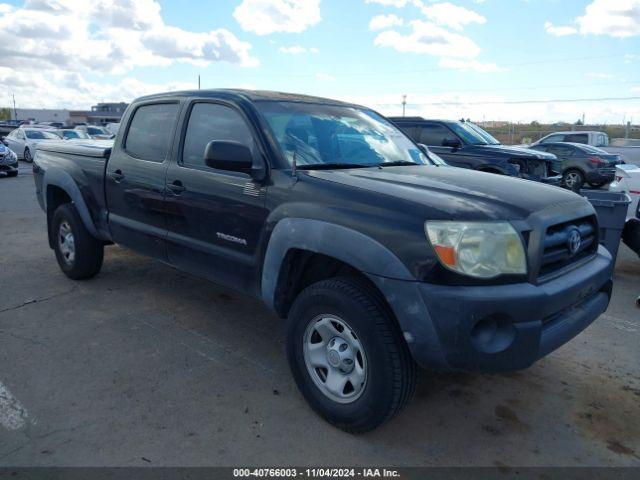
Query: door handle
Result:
<box><xmin>166</xmin><ymin>181</ymin><xmax>186</xmax><ymax>194</ymax></box>
<box><xmin>109</xmin><ymin>169</ymin><xmax>125</xmax><ymax>182</ymax></box>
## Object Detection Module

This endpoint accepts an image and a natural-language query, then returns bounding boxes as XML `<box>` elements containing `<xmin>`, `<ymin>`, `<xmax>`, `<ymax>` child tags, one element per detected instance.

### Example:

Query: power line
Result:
<box><xmin>406</xmin><ymin>96</ymin><xmax>640</xmax><ymax>106</ymax></box>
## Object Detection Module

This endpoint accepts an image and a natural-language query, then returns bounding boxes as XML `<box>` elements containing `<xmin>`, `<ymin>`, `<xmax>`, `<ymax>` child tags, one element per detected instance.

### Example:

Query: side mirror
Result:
<box><xmin>204</xmin><ymin>140</ymin><xmax>264</xmax><ymax>180</ymax></box>
<box><xmin>442</xmin><ymin>138</ymin><xmax>461</xmax><ymax>149</ymax></box>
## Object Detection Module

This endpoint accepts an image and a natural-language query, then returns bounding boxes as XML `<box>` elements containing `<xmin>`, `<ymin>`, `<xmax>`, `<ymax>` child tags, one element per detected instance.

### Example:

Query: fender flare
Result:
<box><xmin>261</xmin><ymin>218</ymin><xmax>414</xmax><ymax>309</ymax></box>
<box><xmin>43</xmin><ymin>168</ymin><xmax>100</xmax><ymax>239</ymax></box>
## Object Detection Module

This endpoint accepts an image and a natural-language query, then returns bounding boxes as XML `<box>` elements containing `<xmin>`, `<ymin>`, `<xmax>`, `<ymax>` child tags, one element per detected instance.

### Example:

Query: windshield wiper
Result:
<box><xmin>297</xmin><ymin>163</ymin><xmax>375</xmax><ymax>170</ymax></box>
<box><xmin>379</xmin><ymin>161</ymin><xmax>420</xmax><ymax>167</ymax></box>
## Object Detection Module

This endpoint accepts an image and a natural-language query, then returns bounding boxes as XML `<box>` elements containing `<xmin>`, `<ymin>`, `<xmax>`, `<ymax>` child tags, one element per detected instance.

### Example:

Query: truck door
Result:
<box><xmin>105</xmin><ymin>101</ymin><xmax>181</xmax><ymax>260</ymax></box>
<box><xmin>164</xmin><ymin>101</ymin><xmax>268</xmax><ymax>295</ymax></box>
<box><xmin>415</xmin><ymin>123</ymin><xmax>473</xmax><ymax>169</ymax></box>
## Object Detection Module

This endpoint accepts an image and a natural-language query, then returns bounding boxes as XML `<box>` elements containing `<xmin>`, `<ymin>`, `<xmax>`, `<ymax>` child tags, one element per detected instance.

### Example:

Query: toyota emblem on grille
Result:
<box><xmin>567</xmin><ymin>228</ymin><xmax>581</xmax><ymax>256</ymax></box>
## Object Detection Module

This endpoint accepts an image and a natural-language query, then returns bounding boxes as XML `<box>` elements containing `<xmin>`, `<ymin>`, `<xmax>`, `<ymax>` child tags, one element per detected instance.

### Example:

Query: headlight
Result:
<box><xmin>425</xmin><ymin>221</ymin><xmax>527</xmax><ymax>279</ymax></box>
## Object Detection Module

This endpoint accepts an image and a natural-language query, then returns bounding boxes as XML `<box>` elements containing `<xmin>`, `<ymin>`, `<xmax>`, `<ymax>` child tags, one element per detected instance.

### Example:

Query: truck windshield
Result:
<box><xmin>449</xmin><ymin>122</ymin><xmax>501</xmax><ymax>146</ymax></box>
<box><xmin>257</xmin><ymin>101</ymin><xmax>430</xmax><ymax>169</ymax></box>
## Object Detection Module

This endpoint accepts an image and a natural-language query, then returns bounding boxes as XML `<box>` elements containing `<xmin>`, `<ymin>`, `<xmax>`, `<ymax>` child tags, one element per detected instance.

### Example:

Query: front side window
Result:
<box><xmin>257</xmin><ymin>101</ymin><xmax>429</xmax><ymax>168</ymax></box>
<box><xmin>182</xmin><ymin>103</ymin><xmax>255</xmax><ymax>168</ymax></box>
<box><xmin>540</xmin><ymin>134</ymin><xmax>563</xmax><ymax>144</ymax></box>
<box><xmin>417</xmin><ymin>124</ymin><xmax>452</xmax><ymax>146</ymax></box>
<box><xmin>125</xmin><ymin>103</ymin><xmax>179</xmax><ymax>162</ymax></box>
<box><xmin>548</xmin><ymin>145</ymin><xmax>575</xmax><ymax>157</ymax></box>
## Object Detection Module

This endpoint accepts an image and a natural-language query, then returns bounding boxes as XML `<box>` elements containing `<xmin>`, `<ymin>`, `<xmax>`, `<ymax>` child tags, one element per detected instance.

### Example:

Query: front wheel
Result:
<box><xmin>562</xmin><ymin>169</ymin><xmax>584</xmax><ymax>191</ymax></box>
<box><xmin>287</xmin><ymin>277</ymin><xmax>416</xmax><ymax>433</ymax></box>
<box><xmin>52</xmin><ymin>203</ymin><xmax>104</xmax><ymax>279</ymax></box>
<box><xmin>24</xmin><ymin>147</ymin><xmax>33</xmax><ymax>163</ymax></box>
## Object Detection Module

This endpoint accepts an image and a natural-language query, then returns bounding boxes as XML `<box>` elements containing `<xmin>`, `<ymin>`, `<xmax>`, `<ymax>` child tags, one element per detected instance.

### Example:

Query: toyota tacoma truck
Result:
<box><xmin>33</xmin><ymin>90</ymin><xmax>613</xmax><ymax>433</ymax></box>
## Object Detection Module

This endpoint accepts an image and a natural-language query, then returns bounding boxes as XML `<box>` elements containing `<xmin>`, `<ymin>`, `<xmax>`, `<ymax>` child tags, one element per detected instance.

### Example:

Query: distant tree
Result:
<box><xmin>0</xmin><ymin>108</ymin><xmax>10</xmax><ymax>121</ymax></box>
<box><xmin>575</xmin><ymin>118</ymin><xmax>584</xmax><ymax>126</ymax></box>
<box><xmin>530</xmin><ymin>120</ymin><xmax>540</xmax><ymax>127</ymax></box>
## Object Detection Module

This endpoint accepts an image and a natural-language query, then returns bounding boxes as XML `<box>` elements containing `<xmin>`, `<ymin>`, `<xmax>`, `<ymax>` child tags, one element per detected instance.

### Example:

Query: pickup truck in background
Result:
<box><xmin>389</xmin><ymin>117</ymin><xmax>561</xmax><ymax>183</ymax></box>
<box><xmin>34</xmin><ymin>90</ymin><xmax>613</xmax><ymax>432</ymax></box>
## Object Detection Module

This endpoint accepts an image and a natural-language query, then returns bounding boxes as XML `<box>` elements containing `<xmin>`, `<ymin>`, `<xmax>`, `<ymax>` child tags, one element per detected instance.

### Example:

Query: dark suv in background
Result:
<box><xmin>529</xmin><ymin>142</ymin><xmax>622</xmax><ymax>190</ymax></box>
<box><xmin>390</xmin><ymin>117</ymin><xmax>560</xmax><ymax>183</ymax></box>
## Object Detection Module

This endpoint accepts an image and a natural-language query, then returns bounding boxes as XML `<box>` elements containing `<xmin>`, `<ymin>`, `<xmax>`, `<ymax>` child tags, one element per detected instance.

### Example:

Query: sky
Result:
<box><xmin>0</xmin><ymin>0</ymin><xmax>639</xmax><ymax>123</ymax></box>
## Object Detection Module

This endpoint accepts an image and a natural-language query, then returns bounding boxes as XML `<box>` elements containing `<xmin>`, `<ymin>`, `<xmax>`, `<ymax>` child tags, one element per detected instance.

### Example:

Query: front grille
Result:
<box><xmin>538</xmin><ymin>215</ymin><xmax>598</xmax><ymax>279</ymax></box>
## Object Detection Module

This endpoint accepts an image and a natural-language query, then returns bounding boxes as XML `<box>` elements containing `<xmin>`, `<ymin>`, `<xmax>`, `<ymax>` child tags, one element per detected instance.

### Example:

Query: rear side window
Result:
<box><xmin>547</xmin><ymin>145</ymin><xmax>575</xmax><ymax>157</ymax></box>
<box><xmin>125</xmin><ymin>103</ymin><xmax>179</xmax><ymax>162</ymax></box>
<box><xmin>563</xmin><ymin>133</ymin><xmax>588</xmax><ymax>144</ymax></box>
<box><xmin>182</xmin><ymin>103</ymin><xmax>255</xmax><ymax>168</ymax></box>
<box><xmin>417</xmin><ymin>124</ymin><xmax>451</xmax><ymax>146</ymax></box>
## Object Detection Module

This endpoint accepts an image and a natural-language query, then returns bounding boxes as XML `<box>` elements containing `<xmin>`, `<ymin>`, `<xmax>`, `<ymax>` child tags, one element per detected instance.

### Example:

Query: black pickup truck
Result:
<box><xmin>390</xmin><ymin>117</ymin><xmax>561</xmax><ymax>183</ymax></box>
<box><xmin>33</xmin><ymin>90</ymin><xmax>613</xmax><ymax>432</ymax></box>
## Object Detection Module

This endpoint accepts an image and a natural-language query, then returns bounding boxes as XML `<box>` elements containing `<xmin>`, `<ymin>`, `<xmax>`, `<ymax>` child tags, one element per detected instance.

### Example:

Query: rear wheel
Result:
<box><xmin>52</xmin><ymin>203</ymin><xmax>104</xmax><ymax>279</ymax></box>
<box><xmin>562</xmin><ymin>169</ymin><xmax>584</xmax><ymax>191</ymax></box>
<box><xmin>24</xmin><ymin>147</ymin><xmax>32</xmax><ymax>163</ymax></box>
<box><xmin>287</xmin><ymin>277</ymin><xmax>416</xmax><ymax>433</ymax></box>
<box><xmin>7</xmin><ymin>171</ymin><xmax>18</xmax><ymax>177</ymax></box>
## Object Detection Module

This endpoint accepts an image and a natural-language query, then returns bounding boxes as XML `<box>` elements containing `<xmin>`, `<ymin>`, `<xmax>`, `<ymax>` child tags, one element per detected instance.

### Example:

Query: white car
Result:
<box><xmin>609</xmin><ymin>164</ymin><xmax>640</xmax><ymax>220</ymax></box>
<box><xmin>3</xmin><ymin>128</ymin><xmax>60</xmax><ymax>162</ymax></box>
<box><xmin>75</xmin><ymin>125</ymin><xmax>114</xmax><ymax>140</ymax></box>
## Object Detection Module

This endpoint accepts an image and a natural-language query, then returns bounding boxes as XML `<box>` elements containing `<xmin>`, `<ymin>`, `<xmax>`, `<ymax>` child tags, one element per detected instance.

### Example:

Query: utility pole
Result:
<box><xmin>12</xmin><ymin>93</ymin><xmax>17</xmax><ymax>122</ymax></box>
<box><xmin>198</xmin><ymin>75</ymin><xmax>201</xmax><ymax>90</ymax></box>
<box><xmin>402</xmin><ymin>94</ymin><xmax>407</xmax><ymax>117</ymax></box>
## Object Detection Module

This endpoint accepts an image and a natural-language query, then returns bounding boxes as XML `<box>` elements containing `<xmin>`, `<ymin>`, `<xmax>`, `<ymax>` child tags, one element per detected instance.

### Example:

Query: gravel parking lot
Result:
<box><xmin>1</xmin><ymin>163</ymin><xmax>639</xmax><ymax>467</ymax></box>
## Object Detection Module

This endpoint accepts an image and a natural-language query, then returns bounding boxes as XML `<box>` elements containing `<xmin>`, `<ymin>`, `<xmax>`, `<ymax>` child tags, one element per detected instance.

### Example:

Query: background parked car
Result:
<box><xmin>75</xmin><ymin>125</ymin><xmax>114</xmax><ymax>140</ymax></box>
<box><xmin>531</xmin><ymin>131</ymin><xmax>609</xmax><ymax>147</ymax></box>
<box><xmin>3</xmin><ymin>128</ymin><xmax>60</xmax><ymax>162</ymax></box>
<box><xmin>390</xmin><ymin>117</ymin><xmax>560</xmax><ymax>183</ymax></box>
<box><xmin>105</xmin><ymin>122</ymin><xmax>120</xmax><ymax>136</ymax></box>
<box><xmin>0</xmin><ymin>142</ymin><xmax>18</xmax><ymax>177</ymax></box>
<box><xmin>59</xmin><ymin>129</ymin><xmax>92</xmax><ymax>140</ymax></box>
<box><xmin>529</xmin><ymin>142</ymin><xmax>622</xmax><ymax>190</ymax></box>
<box><xmin>610</xmin><ymin>164</ymin><xmax>640</xmax><ymax>220</ymax></box>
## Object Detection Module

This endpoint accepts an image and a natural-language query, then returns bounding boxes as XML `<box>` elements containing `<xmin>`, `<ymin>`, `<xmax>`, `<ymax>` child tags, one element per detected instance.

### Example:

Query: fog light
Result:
<box><xmin>470</xmin><ymin>315</ymin><xmax>516</xmax><ymax>354</ymax></box>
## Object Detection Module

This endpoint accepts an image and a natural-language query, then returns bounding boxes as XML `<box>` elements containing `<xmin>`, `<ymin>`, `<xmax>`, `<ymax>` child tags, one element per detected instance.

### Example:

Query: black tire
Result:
<box><xmin>562</xmin><ymin>169</ymin><xmax>584</xmax><ymax>191</ymax></box>
<box><xmin>51</xmin><ymin>203</ymin><xmax>104</xmax><ymax>280</ymax></box>
<box><xmin>287</xmin><ymin>277</ymin><xmax>417</xmax><ymax>433</ymax></box>
<box><xmin>587</xmin><ymin>181</ymin><xmax>607</xmax><ymax>189</ymax></box>
<box><xmin>7</xmin><ymin>171</ymin><xmax>18</xmax><ymax>177</ymax></box>
<box><xmin>24</xmin><ymin>147</ymin><xmax>32</xmax><ymax>163</ymax></box>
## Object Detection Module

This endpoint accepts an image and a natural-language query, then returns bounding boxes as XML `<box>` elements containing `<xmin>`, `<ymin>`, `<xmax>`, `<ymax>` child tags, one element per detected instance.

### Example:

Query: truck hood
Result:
<box><xmin>307</xmin><ymin>165</ymin><xmax>585</xmax><ymax>221</ymax></box>
<box><xmin>477</xmin><ymin>144</ymin><xmax>556</xmax><ymax>161</ymax></box>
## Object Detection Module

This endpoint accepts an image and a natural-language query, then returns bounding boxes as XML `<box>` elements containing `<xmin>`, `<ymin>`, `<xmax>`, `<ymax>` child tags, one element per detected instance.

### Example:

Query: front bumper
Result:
<box><xmin>368</xmin><ymin>246</ymin><xmax>613</xmax><ymax>372</ymax></box>
<box><xmin>0</xmin><ymin>161</ymin><xmax>18</xmax><ymax>175</ymax></box>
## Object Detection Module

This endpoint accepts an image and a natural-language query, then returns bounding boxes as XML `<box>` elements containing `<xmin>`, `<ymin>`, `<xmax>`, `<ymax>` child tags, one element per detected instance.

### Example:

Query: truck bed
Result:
<box><xmin>34</xmin><ymin>140</ymin><xmax>114</xmax><ymax>239</ymax></box>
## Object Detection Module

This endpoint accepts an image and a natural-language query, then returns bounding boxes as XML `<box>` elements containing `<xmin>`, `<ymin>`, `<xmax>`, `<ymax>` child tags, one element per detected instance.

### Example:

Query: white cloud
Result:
<box><xmin>374</xmin><ymin>20</ymin><xmax>481</xmax><ymax>58</ymax></box>
<box><xmin>544</xmin><ymin>21</ymin><xmax>578</xmax><ymax>36</ymax></box>
<box><xmin>0</xmin><ymin>0</ymin><xmax>259</xmax><ymax>74</ymax></box>
<box><xmin>438</xmin><ymin>58</ymin><xmax>506</xmax><ymax>72</ymax></box>
<box><xmin>278</xmin><ymin>45</ymin><xmax>319</xmax><ymax>54</ymax></box>
<box><xmin>365</xmin><ymin>0</ymin><xmax>410</xmax><ymax>7</ymax></box>
<box><xmin>415</xmin><ymin>1</ymin><xmax>486</xmax><ymax>31</ymax></box>
<box><xmin>0</xmin><ymin>3</ymin><xmax>13</xmax><ymax>13</ymax></box>
<box><xmin>369</xmin><ymin>14</ymin><xmax>404</xmax><ymax>30</ymax></box>
<box><xmin>233</xmin><ymin>0</ymin><xmax>321</xmax><ymax>35</ymax></box>
<box><xmin>577</xmin><ymin>0</ymin><xmax>640</xmax><ymax>38</ymax></box>
<box><xmin>546</xmin><ymin>0</ymin><xmax>640</xmax><ymax>39</ymax></box>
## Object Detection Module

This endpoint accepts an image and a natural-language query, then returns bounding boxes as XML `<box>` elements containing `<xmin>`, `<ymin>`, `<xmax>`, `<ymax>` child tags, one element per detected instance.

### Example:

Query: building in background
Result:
<box><xmin>69</xmin><ymin>102</ymin><xmax>128</xmax><ymax>125</ymax></box>
<box><xmin>9</xmin><ymin>108</ymin><xmax>70</xmax><ymax>124</ymax></box>
<box><xmin>2</xmin><ymin>102</ymin><xmax>128</xmax><ymax>126</ymax></box>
